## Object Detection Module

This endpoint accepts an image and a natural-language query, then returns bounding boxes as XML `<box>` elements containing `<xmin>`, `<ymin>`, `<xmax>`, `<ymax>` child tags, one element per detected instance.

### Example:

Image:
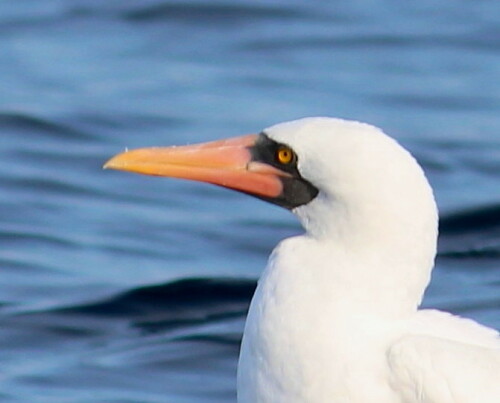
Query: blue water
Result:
<box><xmin>0</xmin><ymin>1</ymin><xmax>499</xmax><ymax>401</ymax></box>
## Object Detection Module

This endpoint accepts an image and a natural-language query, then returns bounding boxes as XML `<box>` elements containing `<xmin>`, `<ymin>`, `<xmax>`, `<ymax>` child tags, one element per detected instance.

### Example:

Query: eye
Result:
<box><xmin>276</xmin><ymin>146</ymin><xmax>295</xmax><ymax>165</ymax></box>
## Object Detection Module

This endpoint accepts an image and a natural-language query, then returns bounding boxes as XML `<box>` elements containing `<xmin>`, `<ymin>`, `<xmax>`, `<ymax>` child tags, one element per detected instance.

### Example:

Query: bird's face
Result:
<box><xmin>104</xmin><ymin>125</ymin><xmax>319</xmax><ymax>210</ymax></box>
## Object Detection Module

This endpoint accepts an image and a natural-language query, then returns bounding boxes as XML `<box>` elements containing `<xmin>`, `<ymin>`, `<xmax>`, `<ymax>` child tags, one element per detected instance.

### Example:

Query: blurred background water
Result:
<box><xmin>0</xmin><ymin>0</ymin><xmax>498</xmax><ymax>401</ymax></box>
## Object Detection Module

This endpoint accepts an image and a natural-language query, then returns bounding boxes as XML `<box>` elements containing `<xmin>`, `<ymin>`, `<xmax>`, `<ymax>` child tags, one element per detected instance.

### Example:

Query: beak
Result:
<box><xmin>104</xmin><ymin>134</ymin><xmax>289</xmax><ymax>199</ymax></box>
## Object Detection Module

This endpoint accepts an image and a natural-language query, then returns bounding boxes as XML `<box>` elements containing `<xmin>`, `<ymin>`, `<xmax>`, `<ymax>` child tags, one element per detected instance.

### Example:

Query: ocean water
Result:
<box><xmin>0</xmin><ymin>1</ymin><xmax>498</xmax><ymax>401</ymax></box>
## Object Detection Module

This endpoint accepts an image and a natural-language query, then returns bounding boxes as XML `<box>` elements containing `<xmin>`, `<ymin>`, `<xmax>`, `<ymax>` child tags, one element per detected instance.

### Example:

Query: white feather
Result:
<box><xmin>237</xmin><ymin>117</ymin><xmax>499</xmax><ymax>402</ymax></box>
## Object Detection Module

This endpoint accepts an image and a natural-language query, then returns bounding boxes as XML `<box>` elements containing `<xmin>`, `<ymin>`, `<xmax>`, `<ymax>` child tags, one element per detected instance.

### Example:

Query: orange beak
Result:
<box><xmin>104</xmin><ymin>134</ymin><xmax>289</xmax><ymax>199</ymax></box>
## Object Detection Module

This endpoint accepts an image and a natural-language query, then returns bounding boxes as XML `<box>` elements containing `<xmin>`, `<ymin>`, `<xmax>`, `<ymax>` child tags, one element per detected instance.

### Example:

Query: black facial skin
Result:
<box><xmin>247</xmin><ymin>133</ymin><xmax>319</xmax><ymax>210</ymax></box>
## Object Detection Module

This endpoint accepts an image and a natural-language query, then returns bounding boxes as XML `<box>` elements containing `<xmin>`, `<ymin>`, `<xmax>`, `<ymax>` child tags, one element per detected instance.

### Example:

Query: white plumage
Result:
<box><xmin>237</xmin><ymin>118</ymin><xmax>500</xmax><ymax>402</ymax></box>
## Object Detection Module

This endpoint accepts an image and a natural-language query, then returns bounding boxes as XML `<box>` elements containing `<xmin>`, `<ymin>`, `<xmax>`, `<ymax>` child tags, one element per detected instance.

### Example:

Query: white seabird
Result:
<box><xmin>105</xmin><ymin>117</ymin><xmax>500</xmax><ymax>402</ymax></box>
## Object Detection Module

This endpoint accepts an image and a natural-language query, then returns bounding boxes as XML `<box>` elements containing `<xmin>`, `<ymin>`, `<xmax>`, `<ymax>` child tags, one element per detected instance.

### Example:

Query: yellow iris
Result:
<box><xmin>277</xmin><ymin>146</ymin><xmax>294</xmax><ymax>164</ymax></box>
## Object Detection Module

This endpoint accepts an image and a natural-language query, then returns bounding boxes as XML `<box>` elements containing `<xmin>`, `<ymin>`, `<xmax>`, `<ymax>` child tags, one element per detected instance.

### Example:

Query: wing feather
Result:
<box><xmin>387</xmin><ymin>311</ymin><xmax>500</xmax><ymax>402</ymax></box>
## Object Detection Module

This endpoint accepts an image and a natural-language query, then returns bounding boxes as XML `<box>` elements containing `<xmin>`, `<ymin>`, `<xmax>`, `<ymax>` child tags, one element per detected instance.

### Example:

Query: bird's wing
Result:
<box><xmin>387</xmin><ymin>311</ymin><xmax>500</xmax><ymax>402</ymax></box>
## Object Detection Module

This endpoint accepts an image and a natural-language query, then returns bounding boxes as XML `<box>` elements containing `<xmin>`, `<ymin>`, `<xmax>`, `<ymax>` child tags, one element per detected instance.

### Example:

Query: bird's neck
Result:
<box><xmin>290</xmin><ymin>193</ymin><xmax>438</xmax><ymax>317</ymax></box>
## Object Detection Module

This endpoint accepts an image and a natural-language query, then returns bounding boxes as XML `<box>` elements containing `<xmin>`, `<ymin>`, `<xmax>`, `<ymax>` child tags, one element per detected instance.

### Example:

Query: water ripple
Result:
<box><xmin>0</xmin><ymin>111</ymin><xmax>96</xmax><ymax>142</ymax></box>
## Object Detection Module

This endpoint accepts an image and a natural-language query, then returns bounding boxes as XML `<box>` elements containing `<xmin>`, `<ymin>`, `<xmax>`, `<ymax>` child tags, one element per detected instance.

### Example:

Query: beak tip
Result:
<box><xmin>103</xmin><ymin>154</ymin><xmax>124</xmax><ymax>171</ymax></box>
<box><xmin>102</xmin><ymin>159</ymin><xmax>113</xmax><ymax>170</ymax></box>
<box><xmin>104</xmin><ymin>146</ymin><xmax>136</xmax><ymax>170</ymax></box>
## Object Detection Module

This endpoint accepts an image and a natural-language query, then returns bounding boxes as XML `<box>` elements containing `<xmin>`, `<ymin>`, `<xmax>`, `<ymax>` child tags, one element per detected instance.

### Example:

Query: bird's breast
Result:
<box><xmin>237</xmin><ymin>237</ymin><xmax>399</xmax><ymax>402</ymax></box>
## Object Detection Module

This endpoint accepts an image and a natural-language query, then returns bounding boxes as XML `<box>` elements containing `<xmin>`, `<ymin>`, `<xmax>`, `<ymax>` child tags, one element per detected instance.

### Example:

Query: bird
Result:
<box><xmin>104</xmin><ymin>117</ymin><xmax>500</xmax><ymax>402</ymax></box>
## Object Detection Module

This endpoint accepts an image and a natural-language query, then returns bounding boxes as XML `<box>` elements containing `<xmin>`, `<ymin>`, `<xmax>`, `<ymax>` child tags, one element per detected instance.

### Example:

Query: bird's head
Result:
<box><xmin>105</xmin><ymin>117</ymin><xmax>437</xmax><ymax>243</ymax></box>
